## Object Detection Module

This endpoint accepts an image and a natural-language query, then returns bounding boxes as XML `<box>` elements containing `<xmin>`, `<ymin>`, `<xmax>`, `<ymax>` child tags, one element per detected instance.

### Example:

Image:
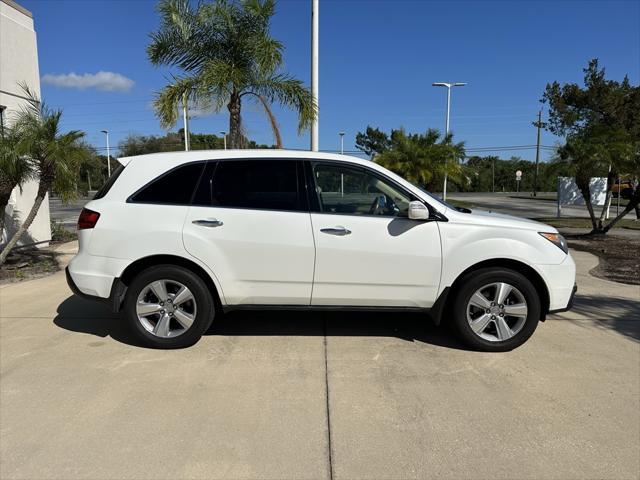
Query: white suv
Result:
<box><xmin>66</xmin><ymin>150</ymin><xmax>576</xmax><ymax>351</ymax></box>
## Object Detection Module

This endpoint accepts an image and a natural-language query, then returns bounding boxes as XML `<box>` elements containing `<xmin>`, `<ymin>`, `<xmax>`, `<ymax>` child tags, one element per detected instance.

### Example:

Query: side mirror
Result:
<box><xmin>408</xmin><ymin>201</ymin><xmax>429</xmax><ymax>220</ymax></box>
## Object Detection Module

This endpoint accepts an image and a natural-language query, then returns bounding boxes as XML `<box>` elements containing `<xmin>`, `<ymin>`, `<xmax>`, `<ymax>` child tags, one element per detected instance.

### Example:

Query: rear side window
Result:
<box><xmin>93</xmin><ymin>163</ymin><xmax>125</xmax><ymax>200</ymax></box>
<box><xmin>129</xmin><ymin>162</ymin><xmax>205</xmax><ymax>205</ymax></box>
<box><xmin>193</xmin><ymin>160</ymin><xmax>303</xmax><ymax>212</ymax></box>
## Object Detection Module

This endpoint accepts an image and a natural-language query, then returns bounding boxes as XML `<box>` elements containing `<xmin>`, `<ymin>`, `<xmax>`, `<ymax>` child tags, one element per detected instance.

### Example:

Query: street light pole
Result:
<box><xmin>100</xmin><ymin>130</ymin><xmax>111</xmax><ymax>177</ymax></box>
<box><xmin>220</xmin><ymin>131</ymin><xmax>227</xmax><ymax>150</ymax></box>
<box><xmin>339</xmin><ymin>132</ymin><xmax>345</xmax><ymax>154</ymax></box>
<box><xmin>182</xmin><ymin>91</ymin><xmax>190</xmax><ymax>151</ymax></box>
<box><xmin>432</xmin><ymin>82</ymin><xmax>466</xmax><ymax>201</ymax></box>
<box><xmin>310</xmin><ymin>0</ymin><xmax>319</xmax><ymax>152</ymax></box>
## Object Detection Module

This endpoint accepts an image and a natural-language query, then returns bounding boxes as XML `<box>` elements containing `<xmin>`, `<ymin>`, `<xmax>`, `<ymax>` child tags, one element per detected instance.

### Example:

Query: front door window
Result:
<box><xmin>313</xmin><ymin>163</ymin><xmax>411</xmax><ymax>217</ymax></box>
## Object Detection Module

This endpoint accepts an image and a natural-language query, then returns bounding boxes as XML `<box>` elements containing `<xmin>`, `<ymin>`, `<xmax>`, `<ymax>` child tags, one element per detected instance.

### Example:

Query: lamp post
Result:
<box><xmin>100</xmin><ymin>130</ymin><xmax>111</xmax><ymax>177</ymax></box>
<box><xmin>182</xmin><ymin>91</ymin><xmax>190</xmax><ymax>151</ymax></box>
<box><xmin>338</xmin><ymin>132</ymin><xmax>345</xmax><ymax>154</ymax></box>
<box><xmin>432</xmin><ymin>82</ymin><xmax>466</xmax><ymax>201</ymax></box>
<box><xmin>310</xmin><ymin>0</ymin><xmax>319</xmax><ymax>151</ymax></box>
<box><xmin>220</xmin><ymin>131</ymin><xmax>227</xmax><ymax>150</ymax></box>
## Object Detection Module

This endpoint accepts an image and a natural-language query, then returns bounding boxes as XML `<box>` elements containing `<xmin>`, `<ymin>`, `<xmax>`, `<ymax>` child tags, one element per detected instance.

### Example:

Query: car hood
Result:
<box><xmin>445</xmin><ymin>207</ymin><xmax>558</xmax><ymax>232</ymax></box>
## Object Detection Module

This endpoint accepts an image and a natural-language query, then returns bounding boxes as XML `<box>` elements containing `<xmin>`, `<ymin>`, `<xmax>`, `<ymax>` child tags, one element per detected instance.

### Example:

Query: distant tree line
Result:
<box><xmin>354</xmin><ymin>126</ymin><xmax>574</xmax><ymax>193</ymax></box>
<box><xmin>117</xmin><ymin>130</ymin><xmax>274</xmax><ymax>158</ymax></box>
<box><xmin>463</xmin><ymin>155</ymin><xmax>575</xmax><ymax>193</ymax></box>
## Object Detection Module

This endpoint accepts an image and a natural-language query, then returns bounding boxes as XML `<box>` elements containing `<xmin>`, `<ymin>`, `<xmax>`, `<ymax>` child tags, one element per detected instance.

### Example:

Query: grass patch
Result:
<box><xmin>446</xmin><ymin>199</ymin><xmax>475</xmax><ymax>210</ymax></box>
<box><xmin>51</xmin><ymin>220</ymin><xmax>77</xmax><ymax>243</ymax></box>
<box><xmin>509</xmin><ymin>195</ymin><xmax>556</xmax><ymax>202</ymax></box>
<box><xmin>534</xmin><ymin>217</ymin><xmax>640</xmax><ymax>230</ymax></box>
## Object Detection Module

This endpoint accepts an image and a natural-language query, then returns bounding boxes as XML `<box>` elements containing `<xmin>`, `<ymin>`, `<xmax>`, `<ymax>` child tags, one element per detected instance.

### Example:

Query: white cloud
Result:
<box><xmin>41</xmin><ymin>71</ymin><xmax>134</xmax><ymax>92</ymax></box>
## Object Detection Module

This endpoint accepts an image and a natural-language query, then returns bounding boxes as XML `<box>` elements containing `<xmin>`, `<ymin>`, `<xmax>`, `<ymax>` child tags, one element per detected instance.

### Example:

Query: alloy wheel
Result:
<box><xmin>135</xmin><ymin>279</ymin><xmax>197</xmax><ymax>338</ymax></box>
<box><xmin>466</xmin><ymin>282</ymin><xmax>528</xmax><ymax>342</ymax></box>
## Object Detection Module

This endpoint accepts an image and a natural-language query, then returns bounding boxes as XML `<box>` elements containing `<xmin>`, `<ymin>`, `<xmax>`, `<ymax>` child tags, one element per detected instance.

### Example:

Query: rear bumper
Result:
<box><xmin>66</xmin><ymin>266</ymin><xmax>126</xmax><ymax>313</ymax></box>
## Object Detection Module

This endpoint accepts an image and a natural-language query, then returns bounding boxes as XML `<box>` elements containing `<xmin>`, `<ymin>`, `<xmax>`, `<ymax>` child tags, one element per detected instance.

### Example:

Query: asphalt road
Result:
<box><xmin>49</xmin><ymin>195</ymin><xmax>89</xmax><ymax>230</ymax></box>
<box><xmin>1</xmin><ymin>248</ymin><xmax>638</xmax><ymax>480</ymax></box>
<box><xmin>448</xmin><ymin>192</ymin><xmax>637</xmax><ymax>219</ymax></box>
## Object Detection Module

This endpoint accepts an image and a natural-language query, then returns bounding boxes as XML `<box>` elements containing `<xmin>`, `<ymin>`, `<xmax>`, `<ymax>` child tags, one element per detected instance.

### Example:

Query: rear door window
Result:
<box><xmin>193</xmin><ymin>159</ymin><xmax>305</xmax><ymax>212</ymax></box>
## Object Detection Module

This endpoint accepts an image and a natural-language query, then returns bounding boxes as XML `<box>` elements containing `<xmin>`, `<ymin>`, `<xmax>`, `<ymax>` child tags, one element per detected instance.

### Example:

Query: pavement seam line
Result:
<box><xmin>323</xmin><ymin>315</ymin><xmax>334</xmax><ymax>480</ymax></box>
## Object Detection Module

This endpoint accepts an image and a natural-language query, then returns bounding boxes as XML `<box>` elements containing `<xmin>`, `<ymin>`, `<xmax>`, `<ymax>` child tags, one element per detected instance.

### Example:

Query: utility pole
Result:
<box><xmin>220</xmin><ymin>131</ymin><xmax>227</xmax><ymax>150</ymax></box>
<box><xmin>533</xmin><ymin>109</ymin><xmax>543</xmax><ymax>197</ymax></box>
<box><xmin>339</xmin><ymin>132</ymin><xmax>345</xmax><ymax>154</ymax></box>
<box><xmin>492</xmin><ymin>157</ymin><xmax>495</xmax><ymax>193</ymax></box>
<box><xmin>182</xmin><ymin>91</ymin><xmax>190</xmax><ymax>151</ymax></box>
<box><xmin>310</xmin><ymin>0</ymin><xmax>319</xmax><ymax>151</ymax></box>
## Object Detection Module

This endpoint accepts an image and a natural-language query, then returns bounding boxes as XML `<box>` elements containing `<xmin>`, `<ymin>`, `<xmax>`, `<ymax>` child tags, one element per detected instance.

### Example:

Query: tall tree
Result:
<box><xmin>373</xmin><ymin>128</ymin><xmax>466</xmax><ymax>191</ymax></box>
<box><xmin>0</xmin><ymin>127</ymin><xmax>33</xmax><ymax>238</ymax></box>
<box><xmin>355</xmin><ymin>126</ymin><xmax>391</xmax><ymax>159</ymax></box>
<box><xmin>0</xmin><ymin>88</ymin><xmax>87</xmax><ymax>265</ymax></box>
<box><xmin>542</xmin><ymin>59</ymin><xmax>640</xmax><ymax>233</ymax></box>
<box><xmin>148</xmin><ymin>0</ymin><xmax>316</xmax><ymax>149</ymax></box>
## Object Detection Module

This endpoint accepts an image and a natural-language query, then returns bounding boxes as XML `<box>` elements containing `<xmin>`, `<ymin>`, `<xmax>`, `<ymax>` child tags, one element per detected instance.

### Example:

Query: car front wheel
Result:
<box><xmin>123</xmin><ymin>265</ymin><xmax>215</xmax><ymax>349</ymax></box>
<box><xmin>451</xmin><ymin>268</ymin><xmax>541</xmax><ymax>352</ymax></box>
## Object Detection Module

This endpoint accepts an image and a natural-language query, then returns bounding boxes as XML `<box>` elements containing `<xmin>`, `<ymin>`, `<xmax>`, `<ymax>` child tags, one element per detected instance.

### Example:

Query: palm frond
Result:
<box><xmin>247</xmin><ymin>73</ymin><xmax>317</xmax><ymax>133</ymax></box>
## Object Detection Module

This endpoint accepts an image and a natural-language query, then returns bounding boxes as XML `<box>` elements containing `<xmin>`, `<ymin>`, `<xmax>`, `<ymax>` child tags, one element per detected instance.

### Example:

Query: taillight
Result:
<box><xmin>77</xmin><ymin>208</ymin><xmax>100</xmax><ymax>230</ymax></box>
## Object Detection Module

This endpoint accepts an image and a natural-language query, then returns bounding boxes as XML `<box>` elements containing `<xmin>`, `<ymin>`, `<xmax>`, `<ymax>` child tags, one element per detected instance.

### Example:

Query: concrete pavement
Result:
<box><xmin>0</xmin><ymin>250</ymin><xmax>639</xmax><ymax>479</ymax></box>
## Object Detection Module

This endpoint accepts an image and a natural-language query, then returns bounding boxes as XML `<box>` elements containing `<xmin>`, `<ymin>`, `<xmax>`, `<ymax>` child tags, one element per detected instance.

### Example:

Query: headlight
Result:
<box><xmin>539</xmin><ymin>232</ymin><xmax>568</xmax><ymax>254</ymax></box>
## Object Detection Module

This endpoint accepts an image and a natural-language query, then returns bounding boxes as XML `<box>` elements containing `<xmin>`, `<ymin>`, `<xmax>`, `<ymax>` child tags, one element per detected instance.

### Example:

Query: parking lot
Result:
<box><xmin>1</xmin><ymin>247</ymin><xmax>638</xmax><ymax>480</ymax></box>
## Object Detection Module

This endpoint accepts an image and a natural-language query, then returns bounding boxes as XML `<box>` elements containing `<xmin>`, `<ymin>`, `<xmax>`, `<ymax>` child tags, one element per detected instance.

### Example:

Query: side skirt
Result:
<box><xmin>222</xmin><ymin>304</ymin><xmax>431</xmax><ymax>314</ymax></box>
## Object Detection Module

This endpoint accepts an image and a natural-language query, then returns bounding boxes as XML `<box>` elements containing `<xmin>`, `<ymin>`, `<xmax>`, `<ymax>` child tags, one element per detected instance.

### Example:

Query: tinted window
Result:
<box><xmin>313</xmin><ymin>163</ymin><xmax>411</xmax><ymax>217</ymax></box>
<box><xmin>94</xmin><ymin>163</ymin><xmax>125</xmax><ymax>200</ymax></box>
<box><xmin>191</xmin><ymin>161</ymin><xmax>218</xmax><ymax>207</ymax></box>
<box><xmin>130</xmin><ymin>162</ymin><xmax>205</xmax><ymax>204</ymax></box>
<box><xmin>200</xmin><ymin>160</ymin><xmax>302</xmax><ymax>211</ymax></box>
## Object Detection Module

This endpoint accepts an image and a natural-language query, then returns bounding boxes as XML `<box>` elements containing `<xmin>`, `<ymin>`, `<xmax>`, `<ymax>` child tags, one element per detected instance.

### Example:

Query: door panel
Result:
<box><xmin>308</xmin><ymin>161</ymin><xmax>442</xmax><ymax>308</ymax></box>
<box><xmin>310</xmin><ymin>214</ymin><xmax>441</xmax><ymax>307</ymax></box>
<box><xmin>183</xmin><ymin>207</ymin><xmax>315</xmax><ymax>305</ymax></box>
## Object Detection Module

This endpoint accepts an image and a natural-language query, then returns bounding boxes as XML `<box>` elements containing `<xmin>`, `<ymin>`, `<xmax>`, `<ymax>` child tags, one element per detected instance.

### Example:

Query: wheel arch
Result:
<box><xmin>116</xmin><ymin>254</ymin><xmax>224</xmax><ymax>312</ymax></box>
<box><xmin>435</xmin><ymin>258</ymin><xmax>550</xmax><ymax>325</ymax></box>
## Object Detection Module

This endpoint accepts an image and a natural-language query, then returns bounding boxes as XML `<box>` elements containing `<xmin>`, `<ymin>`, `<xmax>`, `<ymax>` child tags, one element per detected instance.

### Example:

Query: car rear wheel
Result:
<box><xmin>124</xmin><ymin>265</ymin><xmax>215</xmax><ymax>348</ymax></box>
<box><xmin>451</xmin><ymin>268</ymin><xmax>541</xmax><ymax>352</ymax></box>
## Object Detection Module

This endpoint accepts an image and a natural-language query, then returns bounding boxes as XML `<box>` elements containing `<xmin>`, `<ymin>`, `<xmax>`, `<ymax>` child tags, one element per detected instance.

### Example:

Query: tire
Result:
<box><xmin>123</xmin><ymin>265</ymin><xmax>215</xmax><ymax>349</ymax></box>
<box><xmin>450</xmin><ymin>268</ymin><xmax>541</xmax><ymax>352</ymax></box>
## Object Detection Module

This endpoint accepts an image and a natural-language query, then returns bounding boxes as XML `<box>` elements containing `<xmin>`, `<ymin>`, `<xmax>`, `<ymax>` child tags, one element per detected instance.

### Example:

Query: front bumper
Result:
<box><xmin>548</xmin><ymin>284</ymin><xmax>577</xmax><ymax>314</ymax></box>
<box><xmin>536</xmin><ymin>253</ymin><xmax>577</xmax><ymax>312</ymax></box>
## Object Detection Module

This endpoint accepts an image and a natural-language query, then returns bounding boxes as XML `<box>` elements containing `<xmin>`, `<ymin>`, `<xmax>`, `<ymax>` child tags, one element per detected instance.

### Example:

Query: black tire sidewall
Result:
<box><xmin>124</xmin><ymin>265</ymin><xmax>215</xmax><ymax>349</ymax></box>
<box><xmin>452</xmin><ymin>268</ymin><xmax>541</xmax><ymax>352</ymax></box>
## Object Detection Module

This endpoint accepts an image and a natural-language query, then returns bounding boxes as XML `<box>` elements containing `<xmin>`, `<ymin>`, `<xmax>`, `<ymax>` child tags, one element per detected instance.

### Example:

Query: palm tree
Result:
<box><xmin>0</xmin><ymin>87</ymin><xmax>87</xmax><ymax>265</ymax></box>
<box><xmin>375</xmin><ymin>129</ymin><xmax>466</xmax><ymax>191</ymax></box>
<box><xmin>147</xmin><ymin>0</ymin><xmax>316</xmax><ymax>149</ymax></box>
<box><xmin>0</xmin><ymin>126</ymin><xmax>33</xmax><ymax>238</ymax></box>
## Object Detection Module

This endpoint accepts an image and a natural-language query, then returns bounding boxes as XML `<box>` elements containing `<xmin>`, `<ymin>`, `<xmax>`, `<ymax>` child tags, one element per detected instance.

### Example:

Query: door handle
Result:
<box><xmin>192</xmin><ymin>219</ymin><xmax>224</xmax><ymax>228</ymax></box>
<box><xmin>320</xmin><ymin>226</ymin><xmax>351</xmax><ymax>236</ymax></box>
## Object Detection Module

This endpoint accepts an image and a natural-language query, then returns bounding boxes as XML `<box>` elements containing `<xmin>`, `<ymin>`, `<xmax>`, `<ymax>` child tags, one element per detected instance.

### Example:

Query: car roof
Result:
<box><xmin>118</xmin><ymin>149</ymin><xmax>370</xmax><ymax>168</ymax></box>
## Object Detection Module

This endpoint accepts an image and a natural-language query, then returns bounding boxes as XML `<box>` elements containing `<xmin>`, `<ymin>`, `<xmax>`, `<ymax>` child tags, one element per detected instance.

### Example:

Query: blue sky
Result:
<box><xmin>21</xmin><ymin>0</ymin><xmax>640</xmax><ymax>160</ymax></box>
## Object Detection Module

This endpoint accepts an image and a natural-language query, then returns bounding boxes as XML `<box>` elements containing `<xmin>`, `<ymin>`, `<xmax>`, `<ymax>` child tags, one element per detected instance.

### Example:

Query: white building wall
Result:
<box><xmin>0</xmin><ymin>0</ymin><xmax>51</xmax><ymax>247</ymax></box>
